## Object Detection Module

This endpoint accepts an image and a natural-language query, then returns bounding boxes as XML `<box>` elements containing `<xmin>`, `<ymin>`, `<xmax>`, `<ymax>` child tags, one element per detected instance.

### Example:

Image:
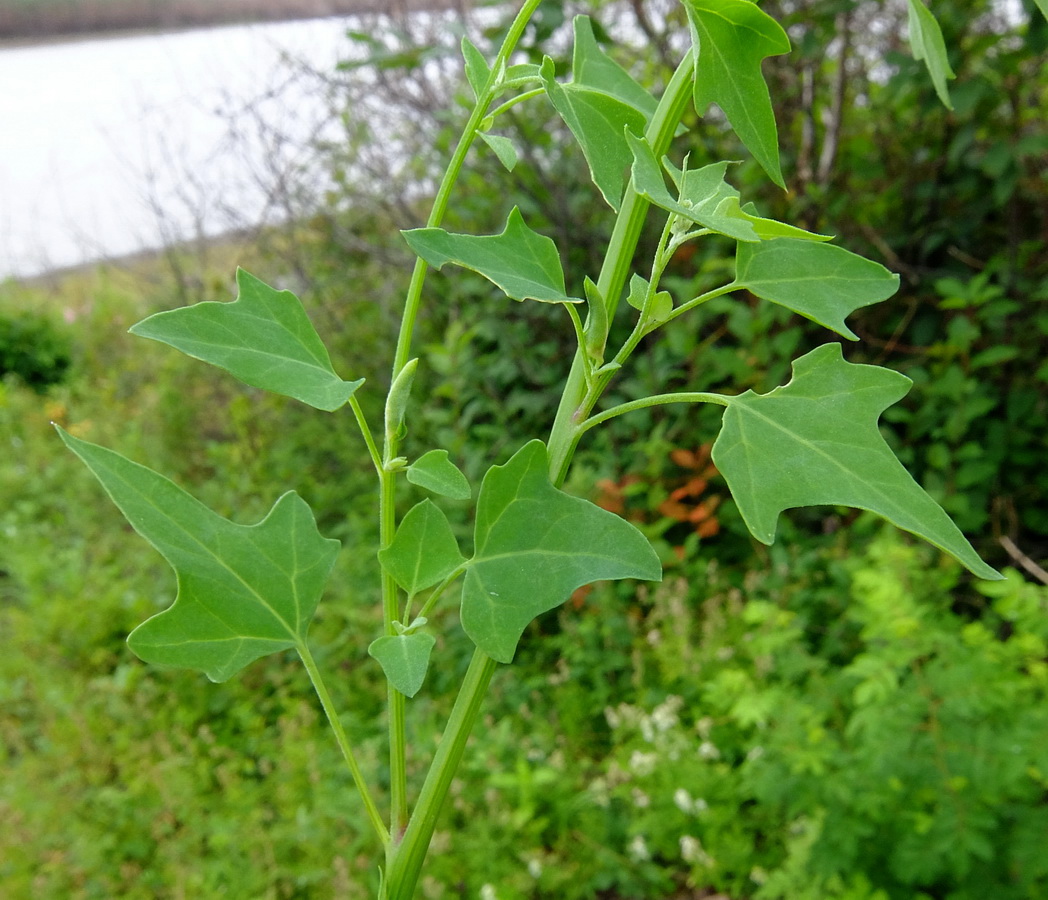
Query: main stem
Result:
<box><xmin>382</xmin><ymin>50</ymin><xmax>699</xmax><ymax>900</ymax></box>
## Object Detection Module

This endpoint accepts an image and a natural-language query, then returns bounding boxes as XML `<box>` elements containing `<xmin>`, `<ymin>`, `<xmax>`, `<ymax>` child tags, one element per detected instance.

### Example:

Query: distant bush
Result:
<box><xmin>0</xmin><ymin>312</ymin><xmax>71</xmax><ymax>391</ymax></box>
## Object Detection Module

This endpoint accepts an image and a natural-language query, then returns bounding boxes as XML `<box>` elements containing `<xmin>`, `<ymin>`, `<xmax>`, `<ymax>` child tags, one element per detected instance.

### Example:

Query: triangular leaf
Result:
<box><xmin>711</xmin><ymin>344</ymin><xmax>1002</xmax><ymax>580</ymax></box>
<box><xmin>733</xmin><ymin>239</ymin><xmax>899</xmax><ymax>339</ymax></box>
<box><xmin>378</xmin><ymin>500</ymin><xmax>465</xmax><ymax>595</ymax></box>
<box><xmin>406</xmin><ymin>449</ymin><xmax>471</xmax><ymax>500</ymax></box>
<box><xmin>541</xmin><ymin>54</ymin><xmax>648</xmax><ymax>210</ymax></box>
<box><xmin>461</xmin><ymin>441</ymin><xmax>662</xmax><ymax>663</ymax></box>
<box><xmin>58</xmin><ymin>429</ymin><xmax>341</xmax><ymax>681</ymax></box>
<box><xmin>130</xmin><ymin>269</ymin><xmax>362</xmax><ymax>411</ymax></box>
<box><xmin>1035</xmin><ymin>0</ymin><xmax>1048</xmax><ymax>23</ymax></box>
<box><xmin>402</xmin><ymin>208</ymin><xmax>581</xmax><ymax>304</ymax></box>
<box><xmin>368</xmin><ymin>631</ymin><xmax>436</xmax><ymax>698</ymax></box>
<box><xmin>906</xmin><ymin>0</ymin><xmax>955</xmax><ymax>110</ymax></box>
<box><xmin>683</xmin><ymin>0</ymin><xmax>791</xmax><ymax>189</ymax></box>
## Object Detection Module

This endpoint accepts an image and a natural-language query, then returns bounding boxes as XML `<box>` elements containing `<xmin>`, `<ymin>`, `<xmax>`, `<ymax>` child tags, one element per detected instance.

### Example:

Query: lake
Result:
<box><xmin>0</xmin><ymin>17</ymin><xmax>366</xmax><ymax>280</ymax></box>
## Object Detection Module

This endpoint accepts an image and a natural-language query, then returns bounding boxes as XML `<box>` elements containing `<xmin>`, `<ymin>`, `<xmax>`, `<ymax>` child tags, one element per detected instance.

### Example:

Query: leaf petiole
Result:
<box><xmin>577</xmin><ymin>391</ymin><xmax>730</xmax><ymax>437</ymax></box>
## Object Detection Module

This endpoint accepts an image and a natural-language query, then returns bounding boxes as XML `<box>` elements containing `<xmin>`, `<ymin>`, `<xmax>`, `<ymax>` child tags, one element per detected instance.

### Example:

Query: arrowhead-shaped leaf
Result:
<box><xmin>368</xmin><ymin>631</ymin><xmax>436</xmax><ymax>698</ymax></box>
<box><xmin>733</xmin><ymin>239</ymin><xmax>899</xmax><ymax>339</ymax></box>
<box><xmin>461</xmin><ymin>440</ymin><xmax>662</xmax><ymax>663</ymax></box>
<box><xmin>906</xmin><ymin>0</ymin><xmax>954</xmax><ymax>110</ymax></box>
<box><xmin>628</xmin><ymin>134</ymin><xmax>829</xmax><ymax>243</ymax></box>
<box><xmin>378</xmin><ymin>500</ymin><xmax>466</xmax><ymax>595</ymax></box>
<box><xmin>683</xmin><ymin>0</ymin><xmax>791</xmax><ymax>189</ymax></box>
<box><xmin>570</xmin><ymin>15</ymin><xmax>658</xmax><ymax>119</ymax></box>
<box><xmin>130</xmin><ymin>269</ymin><xmax>362</xmax><ymax>411</ymax></box>
<box><xmin>58</xmin><ymin>428</ymin><xmax>341</xmax><ymax>681</ymax></box>
<box><xmin>402</xmin><ymin>208</ymin><xmax>581</xmax><ymax>304</ymax></box>
<box><xmin>407</xmin><ymin>449</ymin><xmax>471</xmax><ymax>500</ymax></box>
<box><xmin>711</xmin><ymin>344</ymin><xmax>1001</xmax><ymax>580</ymax></box>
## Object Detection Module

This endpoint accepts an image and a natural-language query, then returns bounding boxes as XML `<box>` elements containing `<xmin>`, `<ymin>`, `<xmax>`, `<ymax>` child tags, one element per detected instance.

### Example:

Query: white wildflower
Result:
<box><xmin>673</xmin><ymin>788</ymin><xmax>694</xmax><ymax>815</ymax></box>
<box><xmin>651</xmin><ymin>695</ymin><xmax>682</xmax><ymax>732</ymax></box>
<box><xmin>627</xmin><ymin>834</ymin><xmax>651</xmax><ymax>862</ymax></box>
<box><xmin>746</xmin><ymin>745</ymin><xmax>765</xmax><ymax>761</ymax></box>
<box><xmin>480</xmin><ymin>885</ymin><xmax>498</xmax><ymax>900</ymax></box>
<box><xmin>631</xmin><ymin>787</ymin><xmax>651</xmax><ymax>808</ymax></box>
<box><xmin>527</xmin><ymin>858</ymin><xmax>542</xmax><ymax>879</ymax></box>
<box><xmin>698</xmin><ymin>740</ymin><xmax>720</xmax><ymax>760</ymax></box>
<box><xmin>629</xmin><ymin>750</ymin><xmax>658</xmax><ymax>776</ymax></box>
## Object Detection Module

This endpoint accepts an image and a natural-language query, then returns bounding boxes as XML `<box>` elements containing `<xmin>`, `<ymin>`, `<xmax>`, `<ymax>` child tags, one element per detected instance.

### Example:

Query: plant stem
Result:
<box><xmin>297</xmin><ymin>642</ymin><xmax>389</xmax><ymax>846</ymax></box>
<box><xmin>546</xmin><ymin>54</ymin><xmax>696</xmax><ymax>485</ymax></box>
<box><xmin>384</xmin><ymin>649</ymin><xmax>497</xmax><ymax>899</ymax></box>
<box><xmin>578</xmin><ymin>391</ymin><xmax>730</xmax><ymax>435</ymax></box>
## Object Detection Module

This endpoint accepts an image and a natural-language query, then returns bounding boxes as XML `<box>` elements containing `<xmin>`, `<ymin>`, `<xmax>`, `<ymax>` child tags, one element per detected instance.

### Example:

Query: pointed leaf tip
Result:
<box><xmin>462</xmin><ymin>441</ymin><xmax>662</xmax><ymax>663</ymax></box>
<box><xmin>58</xmin><ymin>428</ymin><xmax>341</xmax><ymax>681</ymax></box>
<box><xmin>130</xmin><ymin>268</ymin><xmax>362</xmax><ymax>411</ymax></box>
<box><xmin>711</xmin><ymin>345</ymin><xmax>1002</xmax><ymax>580</ymax></box>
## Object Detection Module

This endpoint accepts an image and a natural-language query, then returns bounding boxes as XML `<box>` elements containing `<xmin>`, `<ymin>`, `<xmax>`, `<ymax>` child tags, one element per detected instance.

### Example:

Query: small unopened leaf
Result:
<box><xmin>625</xmin><ymin>274</ymin><xmax>673</xmax><ymax>329</ymax></box>
<box><xmin>711</xmin><ymin>344</ymin><xmax>1001</xmax><ymax>580</ymax></box>
<box><xmin>906</xmin><ymin>0</ymin><xmax>955</xmax><ymax>109</ymax></box>
<box><xmin>130</xmin><ymin>268</ymin><xmax>362</xmax><ymax>411</ymax></box>
<box><xmin>479</xmin><ymin>132</ymin><xmax>518</xmax><ymax>171</ymax></box>
<box><xmin>403</xmin><ymin>208</ymin><xmax>580</xmax><ymax>304</ymax></box>
<box><xmin>733</xmin><ymin>239</ymin><xmax>899</xmax><ymax>339</ymax></box>
<box><xmin>462</xmin><ymin>36</ymin><xmax>490</xmax><ymax>99</ymax></box>
<box><xmin>407</xmin><ymin>450</ymin><xmax>471</xmax><ymax>500</ymax></box>
<box><xmin>683</xmin><ymin>0</ymin><xmax>791</xmax><ymax>189</ymax></box>
<box><xmin>462</xmin><ymin>441</ymin><xmax>661</xmax><ymax>663</ymax></box>
<box><xmin>59</xmin><ymin>429</ymin><xmax>340</xmax><ymax>682</ymax></box>
<box><xmin>368</xmin><ymin>631</ymin><xmax>436</xmax><ymax>697</ymax></box>
<box><xmin>378</xmin><ymin>500</ymin><xmax>465</xmax><ymax>595</ymax></box>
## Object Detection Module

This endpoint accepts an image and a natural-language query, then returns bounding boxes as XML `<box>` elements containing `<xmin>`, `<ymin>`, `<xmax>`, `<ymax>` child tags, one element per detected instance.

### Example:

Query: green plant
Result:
<box><xmin>59</xmin><ymin>2</ymin><xmax>1016</xmax><ymax>896</ymax></box>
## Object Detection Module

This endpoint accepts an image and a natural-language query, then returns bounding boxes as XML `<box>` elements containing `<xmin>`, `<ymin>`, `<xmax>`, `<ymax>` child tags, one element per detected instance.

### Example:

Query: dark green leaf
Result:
<box><xmin>733</xmin><ymin>239</ymin><xmax>899</xmax><ymax>339</ymax></box>
<box><xmin>406</xmin><ymin>450</ymin><xmax>471</xmax><ymax>500</ymax></box>
<box><xmin>402</xmin><ymin>208</ymin><xmax>581</xmax><ymax>304</ymax></box>
<box><xmin>379</xmin><ymin>500</ymin><xmax>465</xmax><ymax>595</ymax></box>
<box><xmin>682</xmin><ymin>0</ymin><xmax>791</xmax><ymax>189</ymax></box>
<box><xmin>461</xmin><ymin>441</ymin><xmax>662</xmax><ymax>663</ymax></box>
<box><xmin>711</xmin><ymin>344</ymin><xmax>1002</xmax><ymax>580</ymax></box>
<box><xmin>906</xmin><ymin>0</ymin><xmax>955</xmax><ymax>109</ymax></box>
<box><xmin>59</xmin><ymin>429</ymin><xmax>340</xmax><ymax>681</ymax></box>
<box><xmin>130</xmin><ymin>268</ymin><xmax>362</xmax><ymax>411</ymax></box>
<box><xmin>368</xmin><ymin>631</ymin><xmax>436</xmax><ymax>698</ymax></box>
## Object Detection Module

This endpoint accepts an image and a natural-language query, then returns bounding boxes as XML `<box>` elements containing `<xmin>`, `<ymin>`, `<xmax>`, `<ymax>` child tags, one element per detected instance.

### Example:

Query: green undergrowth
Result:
<box><xmin>3</xmin><ymin>253</ymin><xmax>1047</xmax><ymax>898</ymax></box>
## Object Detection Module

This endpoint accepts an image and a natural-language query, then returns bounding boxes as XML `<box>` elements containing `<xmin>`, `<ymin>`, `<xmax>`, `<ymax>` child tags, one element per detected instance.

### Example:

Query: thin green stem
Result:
<box><xmin>414</xmin><ymin>563</ymin><xmax>469</xmax><ymax>623</ymax></box>
<box><xmin>486</xmin><ymin>86</ymin><xmax>545</xmax><ymax>120</ymax></box>
<box><xmin>349</xmin><ymin>395</ymin><xmax>383</xmax><ymax>475</ymax></box>
<box><xmin>564</xmin><ymin>302</ymin><xmax>593</xmax><ymax>385</ymax></box>
<box><xmin>297</xmin><ymin>642</ymin><xmax>389</xmax><ymax>846</ymax></box>
<box><xmin>578</xmin><ymin>391</ymin><xmax>730</xmax><ymax>436</ymax></box>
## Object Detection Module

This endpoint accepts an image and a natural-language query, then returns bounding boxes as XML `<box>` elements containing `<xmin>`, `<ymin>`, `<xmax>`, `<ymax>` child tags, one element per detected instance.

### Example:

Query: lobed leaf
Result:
<box><xmin>711</xmin><ymin>344</ymin><xmax>1002</xmax><ymax>580</ymax></box>
<box><xmin>906</xmin><ymin>0</ymin><xmax>955</xmax><ymax>109</ymax></box>
<box><xmin>406</xmin><ymin>449</ymin><xmax>471</xmax><ymax>500</ymax></box>
<box><xmin>59</xmin><ymin>429</ymin><xmax>341</xmax><ymax>681</ymax></box>
<box><xmin>733</xmin><ymin>239</ymin><xmax>899</xmax><ymax>339</ymax></box>
<box><xmin>461</xmin><ymin>441</ymin><xmax>662</xmax><ymax>663</ymax></box>
<box><xmin>368</xmin><ymin>631</ymin><xmax>436</xmax><ymax>698</ymax></box>
<box><xmin>130</xmin><ymin>268</ymin><xmax>362</xmax><ymax>411</ymax></box>
<box><xmin>378</xmin><ymin>500</ymin><xmax>465</xmax><ymax>595</ymax></box>
<box><xmin>683</xmin><ymin>0</ymin><xmax>791</xmax><ymax>189</ymax></box>
<box><xmin>402</xmin><ymin>208</ymin><xmax>581</xmax><ymax>304</ymax></box>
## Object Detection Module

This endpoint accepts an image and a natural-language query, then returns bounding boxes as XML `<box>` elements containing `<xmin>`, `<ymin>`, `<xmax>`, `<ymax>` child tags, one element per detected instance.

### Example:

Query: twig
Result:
<box><xmin>999</xmin><ymin>535</ymin><xmax>1048</xmax><ymax>585</ymax></box>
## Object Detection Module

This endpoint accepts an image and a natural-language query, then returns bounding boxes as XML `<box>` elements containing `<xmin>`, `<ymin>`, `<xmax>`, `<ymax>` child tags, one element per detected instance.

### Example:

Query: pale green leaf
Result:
<box><xmin>906</xmin><ymin>0</ymin><xmax>955</xmax><ymax>110</ymax></box>
<box><xmin>406</xmin><ymin>450</ymin><xmax>471</xmax><ymax>500</ymax></box>
<box><xmin>479</xmin><ymin>132</ymin><xmax>518</xmax><ymax>171</ymax></box>
<box><xmin>571</xmin><ymin>15</ymin><xmax>658</xmax><ymax>118</ymax></box>
<box><xmin>378</xmin><ymin>500</ymin><xmax>465</xmax><ymax>595</ymax></box>
<box><xmin>683</xmin><ymin>0</ymin><xmax>791</xmax><ymax>188</ymax></box>
<box><xmin>402</xmin><ymin>208</ymin><xmax>581</xmax><ymax>304</ymax></box>
<box><xmin>461</xmin><ymin>441</ymin><xmax>662</xmax><ymax>663</ymax></box>
<box><xmin>368</xmin><ymin>631</ymin><xmax>436</xmax><ymax>698</ymax></box>
<box><xmin>628</xmin><ymin>134</ymin><xmax>829</xmax><ymax>242</ymax></box>
<box><xmin>59</xmin><ymin>428</ymin><xmax>340</xmax><ymax>681</ymax></box>
<box><xmin>1035</xmin><ymin>0</ymin><xmax>1048</xmax><ymax>23</ymax></box>
<box><xmin>461</xmin><ymin>36</ymin><xmax>490</xmax><ymax>99</ymax></box>
<box><xmin>625</xmin><ymin>274</ymin><xmax>673</xmax><ymax>329</ymax></box>
<box><xmin>711</xmin><ymin>344</ymin><xmax>1002</xmax><ymax>580</ymax></box>
<box><xmin>733</xmin><ymin>239</ymin><xmax>899</xmax><ymax>339</ymax></box>
<box><xmin>540</xmin><ymin>56</ymin><xmax>648</xmax><ymax>210</ymax></box>
<box><xmin>130</xmin><ymin>268</ymin><xmax>362</xmax><ymax>411</ymax></box>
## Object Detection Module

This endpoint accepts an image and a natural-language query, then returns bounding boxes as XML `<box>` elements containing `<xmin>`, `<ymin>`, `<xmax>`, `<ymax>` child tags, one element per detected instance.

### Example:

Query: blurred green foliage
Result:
<box><xmin>2</xmin><ymin>1</ymin><xmax>1047</xmax><ymax>897</ymax></box>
